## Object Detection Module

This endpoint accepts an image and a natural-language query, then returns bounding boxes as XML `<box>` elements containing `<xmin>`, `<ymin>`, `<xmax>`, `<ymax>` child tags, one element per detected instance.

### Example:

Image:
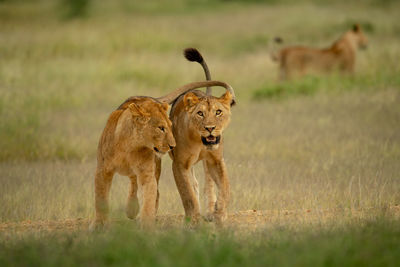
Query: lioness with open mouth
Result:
<box><xmin>168</xmin><ymin>48</ymin><xmax>236</xmax><ymax>225</ymax></box>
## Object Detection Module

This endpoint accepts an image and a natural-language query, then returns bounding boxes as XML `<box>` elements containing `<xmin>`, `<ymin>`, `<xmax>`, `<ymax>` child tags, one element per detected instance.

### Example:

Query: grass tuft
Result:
<box><xmin>60</xmin><ymin>0</ymin><xmax>91</xmax><ymax>19</ymax></box>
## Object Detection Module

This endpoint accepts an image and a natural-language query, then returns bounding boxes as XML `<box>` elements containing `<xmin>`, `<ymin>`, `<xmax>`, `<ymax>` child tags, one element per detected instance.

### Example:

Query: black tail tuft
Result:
<box><xmin>274</xmin><ymin>37</ymin><xmax>283</xmax><ymax>44</ymax></box>
<box><xmin>184</xmin><ymin>48</ymin><xmax>204</xmax><ymax>63</ymax></box>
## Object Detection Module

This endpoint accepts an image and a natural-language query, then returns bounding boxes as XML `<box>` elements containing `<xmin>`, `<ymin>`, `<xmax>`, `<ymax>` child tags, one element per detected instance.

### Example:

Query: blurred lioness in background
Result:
<box><xmin>271</xmin><ymin>24</ymin><xmax>368</xmax><ymax>80</ymax></box>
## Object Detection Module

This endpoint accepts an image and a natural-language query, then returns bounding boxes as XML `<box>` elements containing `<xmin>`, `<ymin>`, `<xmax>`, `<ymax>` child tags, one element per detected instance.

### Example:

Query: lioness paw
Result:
<box><xmin>89</xmin><ymin>220</ymin><xmax>107</xmax><ymax>232</ymax></box>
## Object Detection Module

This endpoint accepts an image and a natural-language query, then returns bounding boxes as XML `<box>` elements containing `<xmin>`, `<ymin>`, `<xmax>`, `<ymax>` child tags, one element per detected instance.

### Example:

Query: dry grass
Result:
<box><xmin>1</xmin><ymin>89</ymin><xmax>399</xmax><ymax>224</ymax></box>
<box><xmin>0</xmin><ymin>0</ymin><xmax>399</xmax><ymax>230</ymax></box>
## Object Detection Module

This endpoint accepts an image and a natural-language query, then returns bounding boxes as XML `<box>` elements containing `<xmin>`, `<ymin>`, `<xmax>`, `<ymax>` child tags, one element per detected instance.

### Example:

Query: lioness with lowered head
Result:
<box><xmin>92</xmin><ymin>81</ymin><xmax>232</xmax><ymax>229</ymax></box>
<box><xmin>271</xmin><ymin>24</ymin><xmax>368</xmax><ymax>80</ymax></box>
<box><xmin>168</xmin><ymin>48</ymin><xmax>236</xmax><ymax>225</ymax></box>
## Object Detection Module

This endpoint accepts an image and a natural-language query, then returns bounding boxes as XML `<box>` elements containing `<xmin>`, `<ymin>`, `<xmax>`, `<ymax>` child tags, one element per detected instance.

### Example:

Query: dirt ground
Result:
<box><xmin>1</xmin><ymin>207</ymin><xmax>399</xmax><ymax>235</ymax></box>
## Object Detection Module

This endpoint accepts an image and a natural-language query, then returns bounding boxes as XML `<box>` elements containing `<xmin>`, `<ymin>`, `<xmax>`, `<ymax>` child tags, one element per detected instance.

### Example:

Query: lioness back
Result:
<box><xmin>98</xmin><ymin>97</ymin><xmax>174</xmax><ymax>164</ymax></box>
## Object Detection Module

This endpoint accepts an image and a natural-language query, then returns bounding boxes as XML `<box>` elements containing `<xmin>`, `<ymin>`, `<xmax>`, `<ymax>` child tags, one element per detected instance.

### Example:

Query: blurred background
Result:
<box><xmin>0</xmin><ymin>0</ymin><xmax>399</xmax><ymax>223</ymax></box>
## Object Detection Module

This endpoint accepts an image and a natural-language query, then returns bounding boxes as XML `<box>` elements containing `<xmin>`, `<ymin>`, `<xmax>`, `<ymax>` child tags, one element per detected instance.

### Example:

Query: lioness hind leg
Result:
<box><xmin>126</xmin><ymin>175</ymin><xmax>139</xmax><ymax>220</ymax></box>
<box><xmin>205</xmin><ymin>160</ymin><xmax>230</xmax><ymax>226</ymax></box>
<box><xmin>92</xmin><ymin>168</ymin><xmax>114</xmax><ymax>229</ymax></box>
<box><xmin>203</xmin><ymin>161</ymin><xmax>216</xmax><ymax>221</ymax></box>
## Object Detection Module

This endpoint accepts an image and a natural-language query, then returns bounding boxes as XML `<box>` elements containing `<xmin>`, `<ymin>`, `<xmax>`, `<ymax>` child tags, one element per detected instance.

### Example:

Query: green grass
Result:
<box><xmin>253</xmin><ymin>70</ymin><xmax>400</xmax><ymax>100</ymax></box>
<box><xmin>1</xmin><ymin>218</ymin><xmax>399</xmax><ymax>266</ymax></box>
<box><xmin>60</xmin><ymin>0</ymin><xmax>90</xmax><ymax>19</ymax></box>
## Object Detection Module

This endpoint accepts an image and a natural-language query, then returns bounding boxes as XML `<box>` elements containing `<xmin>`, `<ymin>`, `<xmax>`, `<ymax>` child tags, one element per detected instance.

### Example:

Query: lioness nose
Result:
<box><xmin>205</xmin><ymin>126</ymin><xmax>215</xmax><ymax>133</ymax></box>
<box><xmin>169</xmin><ymin>145</ymin><xmax>175</xmax><ymax>150</ymax></box>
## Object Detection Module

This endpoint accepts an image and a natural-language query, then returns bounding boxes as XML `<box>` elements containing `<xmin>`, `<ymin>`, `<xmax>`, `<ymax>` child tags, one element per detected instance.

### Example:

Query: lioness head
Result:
<box><xmin>116</xmin><ymin>98</ymin><xmax>176</xmax><ymax>156</ymax></box>
<box><xmin>351</xmin><ymin>24</ymin><xmax>368</xmax><ymax>50</ymax></box>
<box><xmin>183</xmin><ymin>91</ymin><xmax>233</xmax><ymax>150</ymax></box>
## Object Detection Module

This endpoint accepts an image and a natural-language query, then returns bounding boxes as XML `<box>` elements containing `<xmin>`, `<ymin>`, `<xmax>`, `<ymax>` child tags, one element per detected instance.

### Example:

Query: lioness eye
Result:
<box><xmin>197</xmin><ymin>111</ymin><xmax>204</xmax><ymax>117</ymax></box>
<box><xmin>216</xmin><ymin>109</ymin><xmax>222</xmax><ymax>116</ymax></box>
<box><xmin>159</xmin><ymin>126</ymin><xmax>165</xmax><ymax>132</ymax></box>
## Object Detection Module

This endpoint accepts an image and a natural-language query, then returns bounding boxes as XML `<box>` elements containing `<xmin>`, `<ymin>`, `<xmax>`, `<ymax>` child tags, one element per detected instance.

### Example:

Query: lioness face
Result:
<box><xmin>184</xmin><ymin>91</ymin><xmax>233</xmax><ymax>150</ymax></box>
<box><xmin>352</xmin><ymin>24</ymin><xmax>368</xmax><ymax>49</ymax></box>
<box><xmin>148</xmin><ymin>115</ymin><xmax>175</xmax><ymax>156</ymax></box>
<box><xmin>127</xmin><ymin>100</ymin><xmax>175</xmax><ymax>156</ymax></box>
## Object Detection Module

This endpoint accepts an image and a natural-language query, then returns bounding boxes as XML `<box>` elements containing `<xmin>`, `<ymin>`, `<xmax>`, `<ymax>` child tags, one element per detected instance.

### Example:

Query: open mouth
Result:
<box><xmin>201</xmin><ymin>135</ymin><xmax>221</xmax><ymax>146</ymax></box>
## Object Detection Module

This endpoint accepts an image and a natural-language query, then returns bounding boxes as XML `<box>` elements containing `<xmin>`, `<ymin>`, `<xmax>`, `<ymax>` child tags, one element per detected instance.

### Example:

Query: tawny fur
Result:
<box><xmin>273</xmin><ymin>24</ymin><xmax>368</xmax><ymax>80</ymax></box>
<box><xmin>92</xmin><ymin>97</ymin><xmax>175</xmax><ymax>229</ymax></box>
<box><xmin>91</xmin><ymin>80</ymin><xmax>235</xmax><ymax>229</ymax></box>
<box><xmin>171</xmin><ymin>48</ymin><xmax>236</xmax><ymax>225</ymax></box>
<box><xmin>169</xmin><ymin>89</ymin><xmax>234</xmax><ymax>225</ymax></box>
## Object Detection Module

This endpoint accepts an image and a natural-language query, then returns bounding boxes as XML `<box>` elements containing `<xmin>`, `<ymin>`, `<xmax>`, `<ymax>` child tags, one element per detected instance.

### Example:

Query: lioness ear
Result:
<box><xmin>128</xmin><ymin>103</ymin><xmax>150</xmax><ymax>123</ymax></box>
<box><xmin>353</xmin><ymin>24</ymin><xmax>360</xmax><ymax>32</ymax></box>
<box><xmin>161</xmin><ymin>102</ymin><xmax>169</xmax><ymax>112</ymax></box>
<box><xmin>219</xmin><ymin>91</ymin><xmax>235</xmax><ymax>107</ymax></box>
<box><xmin>183</xmin><ymin>92</ymin><xmax>200</xmax><ymax>110</ymax></box>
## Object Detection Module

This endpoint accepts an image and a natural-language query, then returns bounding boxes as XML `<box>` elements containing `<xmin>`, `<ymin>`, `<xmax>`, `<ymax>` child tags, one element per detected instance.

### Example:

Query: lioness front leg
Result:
<box><xmin>154</xmin><ymin>156</ymin><xmax>161</xmax><ymax>213</ymax></box>
<box><xmin>92</xmin><ymin>169</ymin><xmax>114</xmax><ymax>229</ymax></box>
<box><xmin>126</xmin><ymin>175</ymin><xmax>139</xmax><ymax>220</ymax></box>
<box><xmin>137</xmin><ymin>171</ymin><xmax>158</xmax><ymax>227</ymax></box>
<box><xmin>172</xmin><ymin>161</ymin><xmax>201</xmax><ymax>223</ymax></box>
<box><xmin>191</xmin><ymin>167</ymin><xmax>200</xmax><ymax>209</ymax></box>
<box><xmin>205</xmin><ymin>159</ymin><xmax>230</xmax><ymax>225</ymax></box>
<box><xmin>341</xmin><ymin>61</ymin><xmax>355</xmax><ymax>75</ymax></box>
<box><xmin>203</xmin><ymin>161</ymin><xmax>216</xmax><ymax>221</ymax></box>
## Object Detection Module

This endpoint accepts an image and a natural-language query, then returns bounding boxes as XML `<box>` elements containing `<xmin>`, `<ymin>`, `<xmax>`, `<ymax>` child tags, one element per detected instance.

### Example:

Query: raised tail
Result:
<box><xmin>184</xmin><ymin>48</ymin><xmax>212</xmax><ymax>95</ymax></box>
<box><xmin>270</xmin><ymin>37</ymin><xmax>283</xmax><ymax>62</ymax></box>
<box><xmin>157</xmin><ymin>81</ymin><xmax>236</xmax><ymax>106</ymax></box>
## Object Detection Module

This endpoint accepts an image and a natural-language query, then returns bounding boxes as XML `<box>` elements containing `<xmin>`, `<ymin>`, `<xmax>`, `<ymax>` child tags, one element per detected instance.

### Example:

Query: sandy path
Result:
<box><xmin>1</xmin><ymin>207</ymin><xmax>399</xmax><ymax>234</ymax></box>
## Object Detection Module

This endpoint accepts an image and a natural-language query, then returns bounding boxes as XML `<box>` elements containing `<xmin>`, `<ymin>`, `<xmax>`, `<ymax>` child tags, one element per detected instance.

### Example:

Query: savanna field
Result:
<box><xmin>1</xmin><ymin>0</ymin><xmax>400</xmax><ymax>265</ymax></box>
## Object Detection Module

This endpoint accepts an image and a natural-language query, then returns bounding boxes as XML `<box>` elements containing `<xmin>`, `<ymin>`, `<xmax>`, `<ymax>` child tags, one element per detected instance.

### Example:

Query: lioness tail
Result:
<box><xmin>184</xmin><ymin>48</ymin><xmax>212</xmax><ymax>95</ymax></box>
<box><xmin>157</xmin><ymin>81</ymin><xmax>236</xmax><ymax>106</ymax></box>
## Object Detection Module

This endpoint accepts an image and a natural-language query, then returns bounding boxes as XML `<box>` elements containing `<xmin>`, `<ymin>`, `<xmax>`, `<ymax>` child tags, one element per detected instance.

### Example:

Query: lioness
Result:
<box><xmin>271</xmin><ymin>24</ymin><xmax>368</xmax><ymax>80</ymax></box>
<box><xmin>92</xmin><ymin>81</ymin><xmax>234</xmax><ymax>229</ymax></box>
<box><xmin>168</xmin><ymin>48</ymin><xmax>236</xmax><ymax>225</ymax></box>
